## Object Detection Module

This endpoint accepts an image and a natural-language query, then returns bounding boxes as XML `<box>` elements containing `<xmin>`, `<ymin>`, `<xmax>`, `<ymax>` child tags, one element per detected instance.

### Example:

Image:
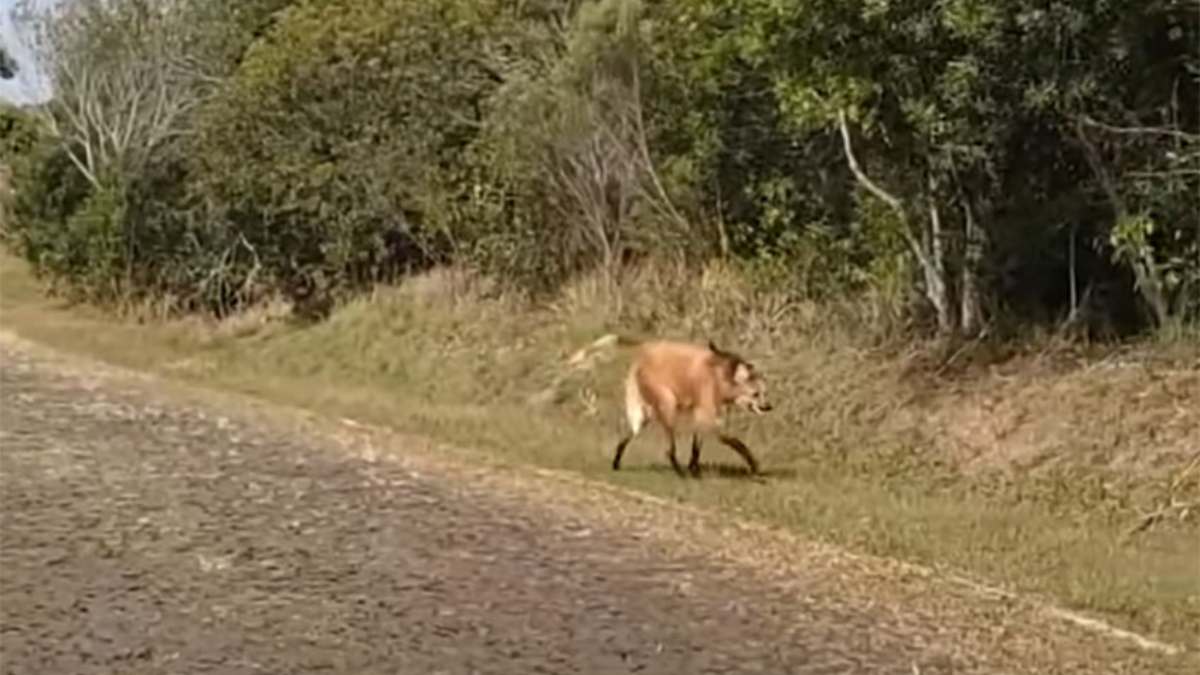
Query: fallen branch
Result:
<box><xmin>1123</xmin><ymin>498</ymin><xmax>1198</xmax><ymax>541</ymax></box>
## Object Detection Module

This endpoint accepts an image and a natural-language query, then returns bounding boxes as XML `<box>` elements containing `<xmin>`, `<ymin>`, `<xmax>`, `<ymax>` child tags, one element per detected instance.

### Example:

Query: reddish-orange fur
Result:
<box><xmin>569</xmin><ymin>334</ymin><xmax>772</xmax><ymax>476</ymax></box>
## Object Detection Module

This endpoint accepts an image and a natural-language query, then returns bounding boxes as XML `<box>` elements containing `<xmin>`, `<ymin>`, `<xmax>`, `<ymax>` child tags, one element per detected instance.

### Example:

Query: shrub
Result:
<box><xmin>187</xmin><ymin>0</ymin><xmax>555</xmax><ymax>309</ymax></box>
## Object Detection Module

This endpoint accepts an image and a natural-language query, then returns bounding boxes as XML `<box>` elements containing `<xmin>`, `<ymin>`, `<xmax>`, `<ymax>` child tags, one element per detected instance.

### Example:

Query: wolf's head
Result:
<box><xmin>708</xmin><ymin>340</ymin><xmax>773</xmax><ymax>415</ymax></box>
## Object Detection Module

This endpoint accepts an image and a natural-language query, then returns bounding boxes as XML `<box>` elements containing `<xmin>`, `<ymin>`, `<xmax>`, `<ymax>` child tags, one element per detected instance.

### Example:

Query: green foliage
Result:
<box><xmin>5</xmin><ymin>140</ymin><xmax>108</xmax><ymax>289</ymax></box>
<box><xmin>0</xmin><ymin>105</ymin><xmax>38</xmax><ymax>162</ymax></box>
<box><xmin>60</xmin><ymin>181</ymin><xmax>128</xmax><ymax>296</ymax></box>
<box><xmin>660</xmin><ymin>0</ymin><xmax>1198</xmax><ymax>330</ymax></box>
<box><xmin>3</xmin><ymin>0</ymin><xmax>1197</xmax><ymax>332</ymax></box>
<box><xmin>181</xmin><ymin>0</ymin><xmax>301</xmax><ymax>76</ymax></box>
<box><xmin>1</xmin><ymin>106</ymin><xmax>39</xmax><ymax>245</ymax></box>
<box><xmin>188</xmin><ymin>0</ymin><xmax>555</xmax><ymax>306</ymax></box>
<box><xmin>2</xmin><ymin>106</ymin><xmax>88</xmax><ymax>265</ymax></box>
<box><xmin>450</xmin><ymin>0</ymin><xmax>703</xmax><ymax>291</ymax></box>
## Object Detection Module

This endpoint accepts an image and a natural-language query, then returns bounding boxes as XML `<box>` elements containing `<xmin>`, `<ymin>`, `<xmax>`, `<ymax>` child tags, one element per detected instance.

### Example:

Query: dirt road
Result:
<box><xmin>0</xmin><ymin>337</ymin><xmax>1187</xmax><ymax>674</ymax></box>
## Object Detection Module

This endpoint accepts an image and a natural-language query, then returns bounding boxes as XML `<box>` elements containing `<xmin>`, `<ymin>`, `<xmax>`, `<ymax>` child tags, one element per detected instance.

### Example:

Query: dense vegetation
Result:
<box><xmin>1</xmin><ymin>0</ymin><xmax>1197</xmax><ymax>338</ymax></box>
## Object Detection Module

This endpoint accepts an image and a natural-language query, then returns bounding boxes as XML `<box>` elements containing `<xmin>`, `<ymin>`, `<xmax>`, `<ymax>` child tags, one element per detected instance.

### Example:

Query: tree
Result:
<box><xmin>25</xmin><ymin>0</ymin><xmax>216</xmax><ymax>190</ymax></box>
<box><xmin>460</xmin><ymin>0</ymin><xmax>698</xmax><ymax>295</ymax></box>
<box><xmin>6</xmin><ymin>0</ymin><xmax>262</xmax><ymax>307</ymax></box>
<box><xmin>0</xmin><ymin>45</ymin><xmax>17</xmax><ymax>79</ymax></box>
<box><xmin>188</xmin><ymin>0</ymin><xmax>561</xmax><ymax>306</ymax></box>
<box><xmin>667</xmin><ymin>0</ymin><xmax>1198</xmax><ymax>335</ymax></box>
<box><xmin>1061</xmin><ymin>2</ymin><xmax>1199</xmax><ymax>327</ymax></box>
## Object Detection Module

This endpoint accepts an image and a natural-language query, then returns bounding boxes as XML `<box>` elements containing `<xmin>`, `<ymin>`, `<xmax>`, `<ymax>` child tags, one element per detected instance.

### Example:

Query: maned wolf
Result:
<box><xmin>568</xmin><ymin>334</ymin><xmax>773</xmax><ymax>477</ymax></box>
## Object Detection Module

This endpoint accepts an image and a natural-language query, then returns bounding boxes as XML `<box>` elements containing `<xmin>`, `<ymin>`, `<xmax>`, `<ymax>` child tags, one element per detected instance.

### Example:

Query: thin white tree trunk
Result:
<box><xmin>925</xmin><ymin>195</ymin><xmax>953</xmax><ymax>334</ymax></box>
<box><xmin>959</xmin><ymin>197</ymin><xmax>983</xmax><ymax>336</ymax></box>
<box><xmin>838</xmin><ymin>110</ymin><xmax>955</xmax><ymax>335</ymax></box>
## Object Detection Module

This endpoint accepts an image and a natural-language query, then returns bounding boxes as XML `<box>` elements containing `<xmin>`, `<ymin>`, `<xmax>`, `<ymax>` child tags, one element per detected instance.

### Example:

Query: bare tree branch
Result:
<box><xmin>837</xmin><ymin>109</ymin><xmax>904</xmax><ymax>213</ymax></box>
<box><xmin>1080</xmin><ymin>115</ymin><xmax>1200</xmax><ymax>142</ymax></box>
<box><xmin>627</xmin><ymin>63</ymin><xmax>689</xmax><ymax>232</ymax></box>
<box><xmin>28</xmin><ymin>0</ymin><xmax>213</xmax><ymax>190</ymax></box>
<box><xmin>1073</xmin><ymin>117</ymin><xmax>1170</xmax><ymax>325</ymax></box>
<box><xmin>838</xmin><ymin>108</ymin><xmax>956</xmax><ymax>334</ymax></box>
<box><xmin>1073</xmin><ymin>118</ymin><xmax>1127</xmax><ymax>215</ymax></box>
<box><xmin>926</xmin><ymin>189</ymin><xmax>952</xmax><ymax>333</ymax></box>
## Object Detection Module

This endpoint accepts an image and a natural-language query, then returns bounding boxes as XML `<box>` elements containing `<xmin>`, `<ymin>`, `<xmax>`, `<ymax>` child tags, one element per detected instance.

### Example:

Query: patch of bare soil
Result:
<box><xmin>894</xmin><ymin>350</ymin><xmax>1199</xmax><ymax>477</ymax></box>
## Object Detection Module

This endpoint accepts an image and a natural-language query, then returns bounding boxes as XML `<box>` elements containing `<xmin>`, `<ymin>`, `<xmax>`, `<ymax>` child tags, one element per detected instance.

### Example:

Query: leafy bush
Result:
<box><xmin>3</xmin><ymin>122</ymin><xmax>96</xmax><ymax>290</ymax></box>
<box><xmin>187</xmin><ymin>0</ymin><xmax>561</xmax><ymax>308</ymax></box>
<box><xmin>447</xmin><ymin>0</ymin><xmax>710</xmax><ymax>293</ymax></box>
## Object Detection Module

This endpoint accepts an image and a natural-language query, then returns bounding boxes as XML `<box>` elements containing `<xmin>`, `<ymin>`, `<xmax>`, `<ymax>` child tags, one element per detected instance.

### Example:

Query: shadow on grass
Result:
<box><xmin>620</xmin><ymin>462</ymin><xmax>797</xmax><ymax>482</ymax></box>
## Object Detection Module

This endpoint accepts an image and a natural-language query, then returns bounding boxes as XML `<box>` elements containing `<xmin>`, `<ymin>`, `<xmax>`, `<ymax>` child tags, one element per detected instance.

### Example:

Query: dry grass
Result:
<box><xmin>1</xmin><ymin>251</ymin><xmax>1197</xmax><ymax>650</ymax></box>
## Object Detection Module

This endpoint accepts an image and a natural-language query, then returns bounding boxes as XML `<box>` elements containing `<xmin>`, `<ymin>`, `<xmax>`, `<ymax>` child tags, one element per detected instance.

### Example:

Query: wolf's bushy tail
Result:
<box><xmin>527</xmin><ymin>333</ymin><xmax>640</xmax><ymax>408</ymax></box>
<box><xmin>567</xmin><ymin>333</ymin><xmax>641</xmax><ymax>368</ymax></box>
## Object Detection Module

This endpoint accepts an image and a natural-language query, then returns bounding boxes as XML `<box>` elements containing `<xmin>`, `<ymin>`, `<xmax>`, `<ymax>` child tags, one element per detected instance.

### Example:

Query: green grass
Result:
<box><xmin>2</xmin><ymin>254</ymin><xmax>1197</xmax><ymax>649</ymax></box>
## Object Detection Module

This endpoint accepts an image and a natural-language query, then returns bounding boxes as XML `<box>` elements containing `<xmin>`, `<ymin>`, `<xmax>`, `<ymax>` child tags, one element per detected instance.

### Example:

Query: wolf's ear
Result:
<box><xmin>733</xmin><ymin>361</ymin><xmax>752</xmax><ymax>383</ymax></box>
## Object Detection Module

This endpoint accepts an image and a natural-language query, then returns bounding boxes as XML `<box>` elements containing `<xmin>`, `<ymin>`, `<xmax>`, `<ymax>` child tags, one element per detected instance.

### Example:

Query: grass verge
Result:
<box><xmin>1</xmin><ymin>253</ymin><xmax>1197</xmax><ymax>650</ymax></box>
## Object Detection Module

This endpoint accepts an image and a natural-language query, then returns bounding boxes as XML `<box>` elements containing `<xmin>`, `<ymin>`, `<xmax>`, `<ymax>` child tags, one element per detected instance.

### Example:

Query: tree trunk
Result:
<box><xmin>1132</xmin><ymin>251</ymin><xmax>1169</xmax><ymax>327</ymax></box>
<box><xmin>959</xmin><ymin>197</ymin><xmax>984</xmax><ymax>336</ymax></box>
<box><xmin>925</xmin><ymin>183</ymin><xmax>953</xmax><ymax>335</ymax></box>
